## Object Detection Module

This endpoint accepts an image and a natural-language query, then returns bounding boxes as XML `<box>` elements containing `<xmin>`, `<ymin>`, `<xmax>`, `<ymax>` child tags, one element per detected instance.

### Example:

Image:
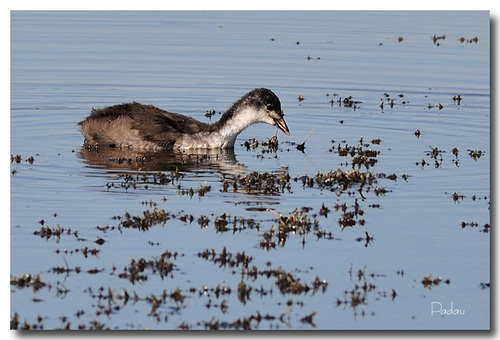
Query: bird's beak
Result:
<box><xmin>273</xmin><ymin>117</ymin><xmax>290</xmax><ymax>136</ymax></box>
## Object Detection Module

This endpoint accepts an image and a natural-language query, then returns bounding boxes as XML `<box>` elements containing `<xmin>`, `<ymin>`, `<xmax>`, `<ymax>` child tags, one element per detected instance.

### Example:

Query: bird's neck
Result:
<box><xmin>213</xmin><ymin>108</ymin><xmax>258</xmax><ymax>136</ymax></box>
<box><xmin>213</xmin><ymin>107</ymin><xmax>261</xmax><ymax>141</ymax></box>
<box><xmin>175</xmin><ymin>107</ymin><xmax>260</xmax><ymax>149</ymax></box>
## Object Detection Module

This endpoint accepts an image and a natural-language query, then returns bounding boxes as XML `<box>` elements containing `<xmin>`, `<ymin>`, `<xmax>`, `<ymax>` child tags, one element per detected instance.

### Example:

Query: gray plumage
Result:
<box><xmin>79</xmin><ymin>88</ymin><xmax>290</xmax><ymax>151</ymax></box>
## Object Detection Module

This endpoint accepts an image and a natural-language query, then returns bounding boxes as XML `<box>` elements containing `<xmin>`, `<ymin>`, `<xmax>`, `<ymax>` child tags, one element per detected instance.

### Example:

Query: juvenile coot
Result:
<box><xmin>79</xmin><ymin>88</ymin><xmax>290</xmax><ymax>151</ymax></box>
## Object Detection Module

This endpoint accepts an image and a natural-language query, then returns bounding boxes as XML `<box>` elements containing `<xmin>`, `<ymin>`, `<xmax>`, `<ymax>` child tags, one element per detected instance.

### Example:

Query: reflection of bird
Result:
<box><xmin>79</xmin><ymin>88</ymin><xmax>290</xmax><ymax>151</ymax></box>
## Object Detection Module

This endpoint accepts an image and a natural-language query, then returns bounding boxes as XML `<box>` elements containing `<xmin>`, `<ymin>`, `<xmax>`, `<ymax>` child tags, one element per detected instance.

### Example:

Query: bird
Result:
<box><xmin>79</xmin><ymin>88</ymin><xmax>290</xmax><ymax>151</ymax></box>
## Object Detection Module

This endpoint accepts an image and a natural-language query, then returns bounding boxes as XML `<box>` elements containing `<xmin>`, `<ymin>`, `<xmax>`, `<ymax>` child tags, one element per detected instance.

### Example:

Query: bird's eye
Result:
<box><xmin>266</xmin><ymin>104</ymin><xmax>274</xmax><ymax>111</ymax></box>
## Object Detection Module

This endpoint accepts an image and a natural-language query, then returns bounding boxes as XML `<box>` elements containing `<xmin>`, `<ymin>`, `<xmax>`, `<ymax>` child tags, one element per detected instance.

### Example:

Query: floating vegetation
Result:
<box><xmin>263</xmin><ymin>206</ymin><xmax>329</xmax><ymax>248</ymax></box>
<box><xmin>10</xmin><ymin>274</ymin><xmax>47</xmax><ymax>292</ymax></box>
<box><xmin>33</xmin><ymin>224</ymin><xmax>79</xmax><ymax>242</ymax></box>
<box><xmin>106</xmin><ymin>169</ymin><xmax>217</xmax><ymax>199</ymax></box>
<box><xmin>54</xmin><ymin>246</ymin><xmax>100</xmax><ymax>259</ymax></box>
<box><xmin>427</xmin><ymin>146</ymin><xmax>444</xmax><ymax>168</ymax></box>
<box><xmin>480</xmin><ymin>282</ymin><xmax>490</xmax><ymax>289</ymax></box>
<box><xmin>355</xmin><ymin>231</ymin><xmax>374</xmax><ymax>247</ymax></box>
<box><xmin>241</xmin><ymin>134</ymin><xmax>286</xmax><ymax>157</ymax></box>
<box><xmin>468</xmin><ymin>149</ymin><xmax>484</xmax><ymax>160</ymax></box>
<box><xmin>453</xmin><ymin>94</ymin><xmax>462</xmax><ymax>105</ymax></box>
<box><xmin>118</xmin><ymin>250</ymin><xmax>178</xmax><ymax>284</ymax></box>
<box><xmin>12</xmin><ymin>131</ymin><xmax>426</xmax><ymax>329</ymax></box>
<box><xmin>11</xmin><ymin>154</ymin><xmax>35</xmax><ymax>164</ymax></box>
<box><xmin>451</xmin><ymin>191</ymin><xmax>465</xmax><ymax>202</ymax></box>
<box><xmin>445</xmin><ymin>191</ymin><xmax>489</xmax><ymax>205</ymax></box>
<box><xmin>198</xmin><ymin>247</ymin><xmax>328</xmax><ymax>296</ymax></box>
<box><xmin>179</xmin><ymin>182</ymin><xmax>211</xmax><ymax>197</ymax></box>
<box><xmin>459</xmin><ymin>36</ymin><xmax>479</xmax><ymax>44</ymax></box>
<box><xmin>432</xmin><ymin>34</ymin><xmax>478</xmax><ymax>46</ymax></box>
<box><xmin>268</xmin><ymin>135</ymin><xmax>279</xmax><ymax>150</ymax></box>
<box><xmin>242</xmin><ymin>138</ymin><xmax>260</xmax><ymax>150</ymax></box>
<box><xmin>199</xmin><ymin>312</ymin><xmax>275</xmax><ymax>330</ymax></box>
<box><xmin>110</xmin><ymin>170</ymin><xmax>183</xmax><ymax>190</ymax></box>
<box><xmin>10</xmin><ymin>154</ymin><xmax>36</xmax><ymax>175</ymax></box>
<box><xmin>328</xmin><ymin>138</ymin><xmax>380</xmax><ymax>169</ymax></box>
<box><xmin>416</xmin><ymin>145</ymin><xmax>487</xmax><ymax>169</ymax></box>
<box><xmin>421</xmin><ymin>274</ymin><xmax>450</xmax><ymax>290</ymax></box>
<box><xmin>324</xmin><ymin>89</ymin><xmax>473</xmax><ymax>112</ymax></box>
<box><xmin>283</xmin><ymin>138</ymin><xmax>407</xmax><ymax>237</ymax></box>
<box><xmin>50</xmin><ymin>264</ymin><xmax>82</xmax><ymax>275</ymax></box>
<box><xmin>327</xmin><ymin>93</ymin><xmax>362</xmax><ymax>110</ymax></box>
<box><xmin>11</xmin><ymin>80</ymin><xmax>487</xmax><ymax>328</ymax></box>
<box><xmin>431</xmin><ymin>34</ymin><xmax>445</xmax><ymax>46</ymax></box>
<box><xmin>335</xmin><ymin>265</ymin><xmax>395</xmax><ymax>319</ymax></box>
<box><xmin>336</xmin><ymin>199</ymin><xmax>366</xmax><ymax>229</ymax></box>
<box><xmin>415</xmin><ymin>146</ymin><xmax>444</xmax><ymax>168</ymax></box>
<box><xmin>204</xmin><ymin>109</ymin><xmax>221</xmax><ymax>119</ymax></box>
<box><xmin>306</xmin><ymin>55</ymin><xmax>321</xmax><ymax>61</ymax></box>
<box><xmin>295</xmin><ymin>169</ymin><xmax>378</xmax><ymax>195</ymax></box>
<box><xmin>197</xmin><ymin>247</ymin><xmax>251</xmax><ymax>269</ymax></box>
<box><xmin>242</xmin><ymin>135</ymin><xmax>281</xmax><ymax>154</ymax></box>
<box><xmin>344</xmin><ymin>96</ymin><xmax>360</xmax><ymax>109</ymax></box>
<box><xmin>296</xmin><ymin>128</ymin><xmax>314</xmax><ymax>152</ymax></box>
<box><xmin>118</xmin><ymin>208</ymin><xmax>261</xmax><ymax>234</ymax></box>
<box><xmin>461</xmin><ymin>221</ymin><xmax>490</xmax><ymax>233</ymax></box>
<box><xmin>221</xmin><ymin>171</ymin><xmax>291</xmax><ymax>195</ymax></box>
<box><xmin>117</xmin><ymin>208</ymin><xmax>171</xmax><ymax>232</ymax></box>
<box><xmin>258</xmin><ymin>201</ymin><xmax>371</xmax><ymax>250</ymax></box>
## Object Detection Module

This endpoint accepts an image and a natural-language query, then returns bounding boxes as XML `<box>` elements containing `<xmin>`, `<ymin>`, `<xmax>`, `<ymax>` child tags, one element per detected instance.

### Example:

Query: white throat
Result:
<box><xmin>218</xmin><ymin>107</ymin><xmax>263</xmax><ymax>139</ymax></box>
<box><xmin>175</xmin><ymin>107</ymin><xmax>264</xmax><ymax>150</ymax></box>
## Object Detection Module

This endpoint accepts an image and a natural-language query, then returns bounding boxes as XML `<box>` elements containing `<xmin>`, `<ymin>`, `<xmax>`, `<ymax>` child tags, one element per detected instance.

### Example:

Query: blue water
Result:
<box><xmin>10</xmin><ymin>11</ymin><xmax>490</xmax><ymax>330</ymax></box>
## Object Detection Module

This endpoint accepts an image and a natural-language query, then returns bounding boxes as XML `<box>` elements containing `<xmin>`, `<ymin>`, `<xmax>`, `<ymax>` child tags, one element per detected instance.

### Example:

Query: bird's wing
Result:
<box><xmin>128</xmin><ymin>104</ymin><xmax>211</xmax><ymax>149</ymax></box>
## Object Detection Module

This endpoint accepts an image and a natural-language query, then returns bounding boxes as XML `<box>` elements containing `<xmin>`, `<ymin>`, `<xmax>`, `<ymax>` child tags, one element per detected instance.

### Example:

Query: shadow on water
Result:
<box><xmin>77</xmin><ymin>145</ymin><xmax>292</xmax><ymax>200</ymax></box>
<box><xmin>78</xmin><ymin>145</ymin><xmax>248</xmax><ymax>176</ymax></box>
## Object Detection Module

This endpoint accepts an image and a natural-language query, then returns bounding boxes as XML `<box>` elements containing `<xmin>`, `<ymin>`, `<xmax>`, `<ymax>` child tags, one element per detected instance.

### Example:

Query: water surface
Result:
<box><xmin>10</xmin><ymin>11</ymin><xmax>490</xmax><ymax>330</ymax></box>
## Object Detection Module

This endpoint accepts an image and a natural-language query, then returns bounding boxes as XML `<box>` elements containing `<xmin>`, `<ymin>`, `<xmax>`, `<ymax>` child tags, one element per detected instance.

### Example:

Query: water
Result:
<box><xmin>10</xmin><ymin>11</ymin><xmax>490</xmax><ymax>330</ymax></box>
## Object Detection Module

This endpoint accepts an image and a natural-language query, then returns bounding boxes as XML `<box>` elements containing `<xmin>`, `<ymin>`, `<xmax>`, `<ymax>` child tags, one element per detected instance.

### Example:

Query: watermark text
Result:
<box><xmin>431</xmin><ymin>302</ymin><xmax>465</xmax><ymax>316</ymax></box>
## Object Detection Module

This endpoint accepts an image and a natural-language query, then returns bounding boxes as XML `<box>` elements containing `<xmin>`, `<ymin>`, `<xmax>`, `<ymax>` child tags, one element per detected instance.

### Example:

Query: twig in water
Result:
<box><xmin>297</xmin><ymin>128</ymin><xmax>315</xmax><ymax>152</ymax></box>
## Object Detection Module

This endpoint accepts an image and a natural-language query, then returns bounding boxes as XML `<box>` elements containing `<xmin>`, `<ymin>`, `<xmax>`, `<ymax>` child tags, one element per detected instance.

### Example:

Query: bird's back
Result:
<box><xmin>79</xmin><ymin>102</ymin><xmax>212</xmax><ymax>150</ymax></box>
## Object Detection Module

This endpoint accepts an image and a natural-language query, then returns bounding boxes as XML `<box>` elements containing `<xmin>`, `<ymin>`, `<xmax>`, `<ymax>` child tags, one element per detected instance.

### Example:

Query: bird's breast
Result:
<box><xmin>174</xmin><ymin>131</ymin><xmax>236</xmax><ymax>150</ymax></box>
